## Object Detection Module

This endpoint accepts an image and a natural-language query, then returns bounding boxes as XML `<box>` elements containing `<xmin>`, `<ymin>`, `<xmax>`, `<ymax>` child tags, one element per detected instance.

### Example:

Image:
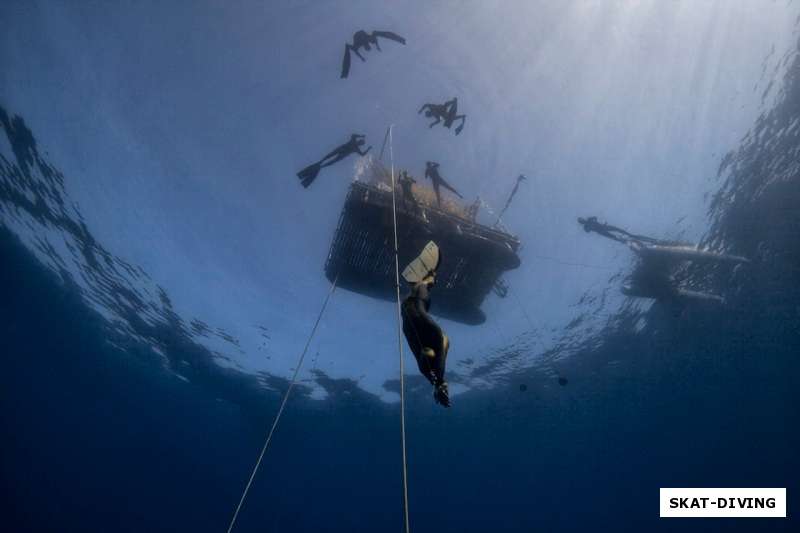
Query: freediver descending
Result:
<box><xmin>424</xmin><ymin>161</ymin><xmax>463</xmax><ymax>207</ymax></box>
<box><xmin>340</xmin><ymin>30</ymin><xmax>407</xmax><ymax>78</ymax></box>
<box><xmin>297</xmin><ymin>134</ymin><xmax>372</xmax><ymax>188</ymax></box>
<box><xmin>401</xmin><ymin>242</ymin><xmax>451</xmax><ymax>407</ymax></box>
<box><xmin>418</xmin><ymin>97</ymin><xmax>466</xmax><ymax>135</ymax></box>
<box><xmin>578</xmin><ymin>216</ymin><xmax>749</xmax><ymax>304</ymax></box>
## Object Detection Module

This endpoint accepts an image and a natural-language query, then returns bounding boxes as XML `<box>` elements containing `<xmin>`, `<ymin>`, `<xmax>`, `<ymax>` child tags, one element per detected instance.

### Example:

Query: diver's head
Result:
<box><xmin>577</xmin><ymin>217</ymin><xmax>587</xmax><ymax>225</ymax></box>
<box><xmin>424</xmin><ymin>109</ymin><xmax>434</xmax><ymax>117</ymax></box>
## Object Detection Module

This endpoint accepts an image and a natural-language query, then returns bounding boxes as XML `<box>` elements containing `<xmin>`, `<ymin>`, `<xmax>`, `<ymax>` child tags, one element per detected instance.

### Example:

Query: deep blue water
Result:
<box><xmin>3</xmin><ymin>10</ymin><xmax>800</xmax><ymax>533</ymax></box>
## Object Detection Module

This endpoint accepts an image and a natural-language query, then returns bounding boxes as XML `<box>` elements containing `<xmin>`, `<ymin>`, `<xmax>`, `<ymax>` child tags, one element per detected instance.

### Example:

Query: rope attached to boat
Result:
<box><xmin>387</xmin><ymin>124</ymin><xmax>411</xmax><ymax>533</ymax></box>
<box><xmin>225</xmin><ymin>274</ymin><xmax>339</xmax><ymax>533</ymax></box>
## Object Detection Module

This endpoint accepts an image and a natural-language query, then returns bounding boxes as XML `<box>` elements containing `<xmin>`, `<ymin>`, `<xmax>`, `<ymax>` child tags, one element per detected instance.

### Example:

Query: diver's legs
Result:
<box><xmin>439</xmin><ymin>180</ymin><xmax>463</xmax><ymax>199</ymax></box>
<box><xmin>319</xmin><ymin>149</ymin><xmax>351</xmax><ymax>168</ymax></box>
<box><xmin>414</xmin><ymin>353</ymin><xmax>436</xmax><ymax>386</ymax></box>
<box><xmin>433</xmin><ymin>184</ymin><xmax>443</xmax><ymax>206</ymax></box>
<box><xmin>432</xmin><ymin>333</ymin><xmax>449</xmax><ymax>385</ymax></box>
<box><xmin>319</xmin><ymin>145</ymin><xmax>344</xmax><ymax>162</ymax></box>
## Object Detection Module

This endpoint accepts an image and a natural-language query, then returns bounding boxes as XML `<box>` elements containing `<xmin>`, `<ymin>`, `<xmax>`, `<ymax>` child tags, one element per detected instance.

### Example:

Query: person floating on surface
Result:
<box><xmin>418</xmin><ymin>97</ymin><xmax>466</xmax><ymax>135</ymax></box>
<box><xmin>297</xmin><ymin>134</ymin><xmax>371</xmax><ymax>188</ymax></box>
<box><xmin>577</xmin><ymin>216</ymin><xmax>660</xmax><ymax>245</ymax></box>
<box><xmin>578</xmin><ymin>217</ymin><xmax>748</xmax><ymax>304</ymax></box>
<box><xmin>401</xmin><ymin>242</ymin><xmax>451</xmax><ymax>407</ymax></box>
<box><xmin>340</xmin><ymin>30</ymin><xmax>406</xmax><ymax>78</ymax></box>
<box><xmin>424</xmin><ymin>161</ymin><xmax>463</xmax><ymax>207</ymax></box>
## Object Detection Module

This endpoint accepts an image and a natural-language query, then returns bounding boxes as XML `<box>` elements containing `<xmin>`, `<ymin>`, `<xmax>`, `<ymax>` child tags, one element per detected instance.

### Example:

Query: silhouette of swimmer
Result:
<box><xmin>341</xmin><ymin>30</ymin><xmax>406</xmax><ymax>78</ymax></box>
<box><xmin>418</xmin><ymin>97</ymin><xmax>466</xmax><ymax>135</ymax></box>
<box><xmin>297</xmin><ymin>134</ymin><xmax>371</xmax><ymax>188</ymax></box>
<box><xmin>578</xmin><ymin>217</ymin><xmax>746</xmax><ymax>304</ymax></box>
<box><xmin>401</xmin><ymin>271</ymin><xmax>451</xmax><ymax>407</ymax></box>
<box><xmin>424</xmin><ymin>162</ymin><xmax>463</xmax><ymax>207</ymax></box>
<box><xmin>397</xmin><ymin>170</ymin><xmax>418</xmax><ymax>211</ymax></box>
<box><xmin>577</xmin><ymin>216</ymin><xmax>660</xmax><ymax>245</ymax></box>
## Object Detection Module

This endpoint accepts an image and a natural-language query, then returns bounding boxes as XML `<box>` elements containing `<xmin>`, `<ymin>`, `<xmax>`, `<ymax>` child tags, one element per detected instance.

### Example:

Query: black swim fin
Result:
<box><xmin>434</xmin><ymin>382</ymin><xmax>450</xmax><ymax>408</ymax></box>
<box><xmin>297</xmin><ymin>162</ymin><xmax>322</xmax><ymax>188</ymax></box>
<box><xmin>341</xmin><ymin>46</ymin><xmax>351</xmax><ymax>78</ymax></box>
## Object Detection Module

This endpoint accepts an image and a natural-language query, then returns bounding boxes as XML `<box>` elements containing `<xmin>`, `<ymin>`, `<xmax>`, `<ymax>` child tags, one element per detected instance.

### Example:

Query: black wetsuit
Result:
<box><xmin>579</xmin><ymin>216</ymin><xmax>660</xmax><ymax>245</ymax></box>
<box><xmin>425</xmin><ymin>163</ymin><xmax>463</xmax><ymax>207</ymax></box>
<box><xmin>401</xmin><ymin>280</ymin><xmax>450</xmax><ymax>406</ymax></box>
<box><xmin>398</xmin><ymin>172</ymin><xmax>417</xmax><ymax>211</ymax></box>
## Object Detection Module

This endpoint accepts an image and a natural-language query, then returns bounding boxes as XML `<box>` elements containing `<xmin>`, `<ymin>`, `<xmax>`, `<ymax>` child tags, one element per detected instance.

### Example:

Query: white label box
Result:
<box><xmin>660</xmin><ymin>488</ymin><xmax>786</xmax><ymax>518</ymax></box>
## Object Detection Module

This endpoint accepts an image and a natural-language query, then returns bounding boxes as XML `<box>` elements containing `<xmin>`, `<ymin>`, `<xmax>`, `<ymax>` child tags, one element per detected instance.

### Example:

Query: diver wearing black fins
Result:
<box><xmin>578</xmin><ymin>216</ymin><xmax>749</xmax><ymax>304</ymax></box>
<box><xmin>577</xmin><ymin>216</ymin><xmax>660</xmax><ymax>244</ymax></box>
<box><xmin>400</xmin><ymin>242</ymin><xmax>451</xmax><ymax>407</ymax></box>
<box><xmin>340</xmin><ymin>30</ymin><xmax>407</xmax><ymax>78</ymax></box>
<box><xmin>418</xmin><ymin>97</ymin><xmax>466</xmax><ymax>135</ymax></box>
<box><xmin>297</xmin><ymin>134</ymin><xmax>371</xmax><ymax>188</ymax></box>
<box><xmin>425</xmin><ymin>161</ymin><xmax>463</xmax><ymax>208</ymax></box>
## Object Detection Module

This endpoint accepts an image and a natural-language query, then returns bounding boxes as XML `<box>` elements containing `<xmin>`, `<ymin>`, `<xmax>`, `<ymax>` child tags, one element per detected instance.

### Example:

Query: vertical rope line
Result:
<box><xmin>388</xmin><ymin>124</ymin><xmax>411</xmax><ymax>533</ymax></box>
<box><xmin>378</xmin><ymin>125</ymin><xmax>392</xmax><ymax>162</ymax></box>
<box><xmin>226</xmin><ymin>274</ymin><xmax>339</xmax><ymax>533</ymax></box>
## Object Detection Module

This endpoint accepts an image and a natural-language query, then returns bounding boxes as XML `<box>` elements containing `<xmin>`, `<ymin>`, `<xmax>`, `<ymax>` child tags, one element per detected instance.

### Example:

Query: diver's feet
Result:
<box><xmin>433</xmin><ymin>382</ymin><xmax>451</xmax><ymax>408</ymax></box>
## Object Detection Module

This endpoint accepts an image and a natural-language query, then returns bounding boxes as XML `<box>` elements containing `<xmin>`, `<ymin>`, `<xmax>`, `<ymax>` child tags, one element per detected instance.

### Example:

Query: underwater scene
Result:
<box><xmin>1</xmin><ymin>1</ymin><xmax>798</xmax><ymax>531</ymax></box>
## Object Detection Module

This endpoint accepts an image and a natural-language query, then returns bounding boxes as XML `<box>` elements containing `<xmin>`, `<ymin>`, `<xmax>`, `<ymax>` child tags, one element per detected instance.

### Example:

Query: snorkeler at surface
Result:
<box><xmin>401</xmin><ymin>242</ymin><xmax>451</xmax><ymax>407</ymax></box>
<box><xmin>418</xmin><ymin>97</ymin><xmax>466</xmax><ymax>135</ymax></box>
<box><xmin>578</xmin><ymin>217</ymin><xmax>747</xmax><ymax>304</ymax></box>
<box><xmin>577</xmin><ymin>216</ymin><xmax>660</xmax><ymax>244</ymax></box>
<box><xmin>340</xmin><ymin>30</ymin><xmax>407</xmax><ymax>78</ymax></box>
<box><xmin>425</xmin><ymin>161</ymin><xmax>463</xmax><ymax>207</ymax></box>
<box><xmin>297</xmin><ymin>134</ymin><xmax>371</xmax><ymax>188</ymax></box>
